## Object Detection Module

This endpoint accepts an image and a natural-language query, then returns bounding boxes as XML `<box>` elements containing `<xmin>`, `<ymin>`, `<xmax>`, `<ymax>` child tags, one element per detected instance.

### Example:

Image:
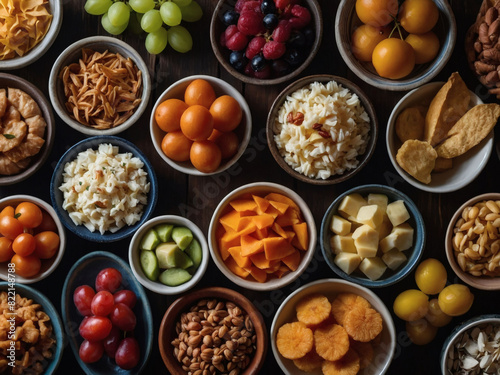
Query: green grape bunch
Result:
<box><xmin>84</xmin><ymin>0</ymin><xmax>203</xmax><ymax>54</ymax></box>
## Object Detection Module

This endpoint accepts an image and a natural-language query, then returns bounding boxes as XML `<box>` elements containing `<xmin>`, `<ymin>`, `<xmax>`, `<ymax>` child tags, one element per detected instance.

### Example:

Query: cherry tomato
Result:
<box><xmin>103</xmin><ymin>326</ymin><xmax>121</xmax><ymax>359</ymax></box>
<box><xmin>190</xmin><ymin>140</ymin><xmax>222</xmax><ymax>173</ymax></box>
<box><xmin>438</xmin><ymin>284</ymin><xmax>474</xmax><ymax>317</ymax></box>
<box><xmin>12</xmin><ymin>233</ymin><xmax>36</xmax><ymax>256</ymax></box>
<box><xmin>0</xmin><ymin>206</ymin><xmax>14</xmax><ymax>218</ymax></box>
<box><xmin>351</xmin><ymin>24</ymin><xmax>391</xmax><ymax>62</ymax></box>
<box><xmin>95</xmin><ymin>267</ymin><xmax>122</xmax><ymax>293</ymax></box>
<box><xmin>91</xmin><ymin>290</ymin><xmax>115</xmax><ymax>317</ymax></box>
<box><xmin>0</xmin><ymin>237</ymin><xmax>14</xmax><ymax>263</ymax></box>
<box><xmin>161</xmin><ymin>131</ymin><xmax>193</xmax><ymax>162</ymax></box>
<box><xmin>0</xmin><ymin>215</ymin><xmax>24</xmax><ymax>240</ymax></box>
<box><xmin>115</xmin><ymin>337</ymin><xmax>140</xmax><ymax>370</ymax></box>
<box><xmin>113</xmin><ymin>290</ymin><xmax>137</xmax><ymax>309</ymax></box>
<box><xmin>79</xmin><ymin>315</ymin><xmax>113</xmax><ymax>341</ymax></box>
<box><xmin>215</xmin><ymin>131</ymin><xmax>239</xmax><ymax>159</ymax></box>
<box><xmin>184</xmin><ymin>79</ymin><xmax>216</xmax><ymax>108</ymax></box>
<box><xmin>11</xmin><ymin>254</ymin><xmax>41</xmax><ymax>278</ymax></box>
<box><xmin>393</xmin><ymin>289</ymin><xmax>429</xmax><ymax>322</ymax></box>
<box><xmin>209</xmin><ymin>95</ymin><xmax>242</xmax><ymax>132</ymax></box>
<box><xmin>372</xmin><ymin>38</ymin><xmax>415</xmax><ymax>79</ymax></box>
<box><xmin>79</xmin><ymin>339</ymin><xmax>104</xmax><ymax>363</ymax></box>
<box><xmin>399</xmin><ymin>0</ymin><xmax>439</xmax><ymax>34</ymax></box>
<box><xmin>180</xmin><ymin>105</ymin><xmax>214</xmax><ymax>141</ymax></box>
<box><xmin>406</xmin><ymin>318</ymin><xmax>438</xmax><ymax>345</ymax></box>
<box><xmin>15</xmin><ymin>202</ymin><xmax>43</xmax><ymax>229</ymax></box>
<box><xmin>355</xmin><ymin>0</ymin><xmax>398</xmax><ymax>27</ymax></box>
<box><xmin>110</xmin><ymin>303</ymin><xmax>137</xmax><ymax>332</ymax></box>
<box><xmin>34</xmin><ymin>231</ymin><xmax>60</xmax><ymax>259</ymax></box>
<box><xmin>36</xmin><ymin>211</ymin><xmax>58</xmax><ymax>233</ymax></box>
<box><xmin>74</xmin><ymin>285</ymin><xmax>96</xmax><ymax>316</ymax></box>
<box><xmin>405</xmin><ymin>32</ymin><xmax>440</xmax><ymax>64</ymax></box>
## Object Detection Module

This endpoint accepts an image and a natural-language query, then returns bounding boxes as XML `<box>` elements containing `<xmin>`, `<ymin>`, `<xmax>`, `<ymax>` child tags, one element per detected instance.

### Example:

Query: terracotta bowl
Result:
<box><xmin>159</xmin><ymin>287</ymin><xmax>268</xmax><ymax>374</ymax></box>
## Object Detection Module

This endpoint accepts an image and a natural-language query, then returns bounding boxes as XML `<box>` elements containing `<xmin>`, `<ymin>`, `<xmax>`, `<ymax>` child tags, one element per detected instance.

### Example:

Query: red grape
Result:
<box><xmin>237</xmin><ymin>10</ymin><xmax>264</xmax><ymax>35</ymax></box>
<box><xmin>288</xmin><ymin>5</ymin><xmax>311</xmax><ymax>29</ymax></box>
<box><xmin>95</xmin><ymin>267</ymin><xmax>122</xmax><ymax>293</ymax></box>
<box><xmin>226</xmin><ymin>31</ymin><xmax>249</xmax><ymax>51</ymax></box>
<box><xmin>113</xmin><ymin>290</ymin><xmax>137</xmax><ymax>309</ymax></box>
<box><xmin>110</xmin><ymin>303</ymin><xmax>136</xmax><ymax>332</ymax></box>
<box><xmin>91</xmin><ymin>291</ymin><xmax>115</xmax><ymax>317</ymax></box>
<box><xmin>245</xmin><ymin>36</ymin><xmax>266</xmax><ymax>59</ymax></box>
<box><xmin>115</xmin><ymin>337</ymin><xmax>140</xmax><ymax>370</ymax></box>
<box><xmin>73</xmin><ymin>285</ymin><xmax>95</xmax><ymax>316</ymax></box>
<box><xmin>79</xmin><ymin>339</ymin><xmax>104</xmax><ymax>363</ymax></box>
<box><xmin>103</xmin><ymin>326</ymin><xmax>121</xmax><ymax>359</ymax></box>
<box><xmin>79</xmin><ymin>316</ymin><xmax>113</xmax><ymax>342</ymax></box>
<box><xmin>263</xmin><ymin>41</ymin><xmax>286</xmax><ymax>59</ymax></box>
<box><xmin>272</xmin><ymin>19</ymin><xmax>292</xmax><ymax>43</ymax></box>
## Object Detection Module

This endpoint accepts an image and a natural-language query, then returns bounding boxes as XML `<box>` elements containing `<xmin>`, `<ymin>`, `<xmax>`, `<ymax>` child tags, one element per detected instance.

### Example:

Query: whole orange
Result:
<box><xmin>190</xmin><ymin>140</ymin><xmax>222</xmax><ymax>173</ymax></box>
<box><xmin>372</xmin><ymin>38</ymin><xmax>415</xmax><ymax>79</ymax></box>
<box><xmin>161</xmin><ymin>131</ymin><xmax>193</xmax><ymax>162</ymax></box>
<box><xmin>355</xmin><ymin>0</ymin><xmax>398</xmax><ymax>27</ymax></box>
<box><xmin>209</xmin><ymin>95</ymin><xmax>242</xmax><ymax>132</ymax></box>
<box><xmin>155</xmin><ymin>99</ymin><xmax>188</xmax><ymax>133</ymax></box>
<box><xmin>184</xmin><ymin>79</ymin><xmax>217</xmax><ymax>108</ymax></box>
<box><xmin>180</xmin><ymin>105</ymin><xmax>214</xmax><ymax>141</ymax></box>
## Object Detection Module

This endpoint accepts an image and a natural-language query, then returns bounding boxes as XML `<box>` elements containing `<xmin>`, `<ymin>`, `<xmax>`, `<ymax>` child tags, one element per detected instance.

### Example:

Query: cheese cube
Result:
<box><xmin>352</xmin><ymin>224</ymin><xmax>379</xmax><ymax>258</ymax></box>
<box><xmin>334</xmin><ymin>252</ymin><xmax>362</xmax><ymax>275</ymax></box>
<box><xmin>367</xmin><ymin>193</ymin><xmax>388</xmax><ymax>211</ymax></box>
<box><xmin>359</xmin><ymin>257</ymin><xmax>387</xmax><ymax>281</ymax></box>
<box><xmin>377</xmin><ymin>215</ymin><xmax>393</xmax><ymax>240</ymax></box>
<box><xmin>330</xmin><ymin>215</ymin><xmax>352</xmax><ymax>236</ymax></box>
<box><xmin>391</xmin><ymin>223</ymin><xmax>414</xmax><ymax>251</ymax></box>
<box><xmin>379</xmin><ymin>233</ymin><xmax>398</xmax><ymax>253</ymax></box>
<box><xmin>330</xmin><ymin>234</ymin><xmax>356</xmax><ymax>254</ymax></box>
<box><xmin>338</xmin><ymin>194</ymin><xmax>367</xmax><ymax>219</ymax></box>
<box><xmin>357</xmin><ymin>204</ymin><xmax>384</xmax><ymax>229</ymax></box>
<box><xmin>386</xmin><ymin>200</ymin><xmax>410</xmax><ymax>227</ymax></box>
<box><xmin>382</xmin><ymin>249</ymin><xmax>407</xmax><ymax>270</ymax></box>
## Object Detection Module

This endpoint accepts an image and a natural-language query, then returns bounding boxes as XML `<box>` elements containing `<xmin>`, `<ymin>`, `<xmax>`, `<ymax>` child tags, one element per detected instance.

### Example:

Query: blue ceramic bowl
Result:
<box><xmin>61</xmin><ymin>251</ymin><xmax>153</xmax><ymax>375</ymax></box>
<box><xmin>0</xmin><ymin>282</ymin><xmax>64</xmax><ymax>374</ymax></box>
<box><xmin>50</xmin><ymin>136</ymin><xmax>157</xmax><ymax>243</ymax></box>
<box><xmin>320</xmin><ymin>184</ymin><xmax>426</xmax><ymax>288</ymax></box>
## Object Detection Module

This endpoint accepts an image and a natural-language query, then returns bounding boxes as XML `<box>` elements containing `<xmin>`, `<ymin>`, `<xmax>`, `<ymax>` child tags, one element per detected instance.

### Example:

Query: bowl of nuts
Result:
<box><xmin>445</xmin><ymin>193</ymin><xmax>500</xmax><ymax>291</ymax></box>
<box><xmin>158</xmin><ymin>286</ymin><xmax>268</xmax><ymax>374</ymax></box>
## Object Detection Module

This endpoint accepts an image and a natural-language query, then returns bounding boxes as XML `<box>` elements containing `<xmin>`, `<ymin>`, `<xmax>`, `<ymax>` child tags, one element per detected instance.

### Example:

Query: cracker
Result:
<box><xmin>395</xmin><ymin>107</ymin><xmax>425</xmax><ymax>143</ymax></box>
<box><xmin>396</xmin><ymin>139</ymin><xmax>437</xmax><ymax>184</ymax></box>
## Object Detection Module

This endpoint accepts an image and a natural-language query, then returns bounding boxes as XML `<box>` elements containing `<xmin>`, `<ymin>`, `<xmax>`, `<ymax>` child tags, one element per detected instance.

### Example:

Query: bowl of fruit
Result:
<box><xmin>210</xmin><ymin>0</ymin><xmax>323</xmax><ymax>85</ymax></box>
<box><xmin>150</xmin><ymin>75</ymin><xmax>252</xmax><ymax>175</ymax></box>
<box><xmin>129</xmin><ymin>215</ymin><xmax>209</xmax><ymax>295</ymax></box>
<box><xmin>335</xmin><ymin>0</ymin><xmax>456</xmax><ymax>91</ymax></box>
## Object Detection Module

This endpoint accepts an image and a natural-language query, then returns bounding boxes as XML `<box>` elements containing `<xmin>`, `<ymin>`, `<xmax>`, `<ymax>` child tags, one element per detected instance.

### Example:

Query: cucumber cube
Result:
<box><xmin>140</xmin><ymin>250</ymin><xmax>159</xmax><ymax>281</ymax></box>
<box><xmin>154</xmin><ymin>223</ymin><xmax>174</xmax><ymax>242</ymax></box>
<box><xmin>139</xmin><ymin>228</ymin><xmax>160</xmax><ymax>251</ymax></box>
<box><xmin>159</xmin><ymin>268</ymin><xmax>192</xmax><ymax>286</ymax></box>
<box><xmin>172</xmin><ymin>226</ymin><xmax>193</xmax><ymax>250</ymax></box>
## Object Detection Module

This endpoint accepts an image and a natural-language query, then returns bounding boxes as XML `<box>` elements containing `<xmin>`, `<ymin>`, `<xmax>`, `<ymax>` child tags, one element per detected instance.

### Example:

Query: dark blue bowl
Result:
<box><xmin>320</xmin><ymin>184</ymin><xmax>426</xmax><ymax>288</ymax></box>
<box><xmin>50</xmin><ymin>136</ymin><xmax>157</xmax><ymax>243</ymax></box>
<box><xmin>61</xmin><ymin>251</ymin><xmax>153</xmax><ymax>375</ymax></box>
<box><xmin>0</xmin><ymin>282</ymin><xmax>64</xmax><ymax>374</ymax></box>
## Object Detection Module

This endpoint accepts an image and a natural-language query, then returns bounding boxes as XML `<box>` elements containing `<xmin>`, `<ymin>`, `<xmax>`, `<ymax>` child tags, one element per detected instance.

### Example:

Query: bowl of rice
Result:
<box><xmin>50</xmin><ymin>135</ymin><xmax>157</xmax><ymax>243</ymax></box>
<box><xmin>266</xmin><ymin>75</ymin><xmax>378</xmax><ymax>185</ymax></box>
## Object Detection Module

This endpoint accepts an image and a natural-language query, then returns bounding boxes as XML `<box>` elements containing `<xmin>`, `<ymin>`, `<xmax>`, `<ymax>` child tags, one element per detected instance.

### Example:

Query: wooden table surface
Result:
<box><xmin>1</xmin><ymin>0</ymin><xmax>499</xmax><ymax>374</ymax></box>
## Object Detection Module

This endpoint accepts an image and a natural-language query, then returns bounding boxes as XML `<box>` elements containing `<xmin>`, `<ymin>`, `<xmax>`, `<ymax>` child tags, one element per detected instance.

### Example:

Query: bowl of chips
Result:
<box><xmin>386</xmin><ymin>73</ymin><xmax>496</xmax><ymax>193</ymax></box>
<box><xmin>0</xmin><ymin>0</ymin><xmax>63</xmax><ymax>70</ymax></box>
<box><xmin>270</xmin><ymin>278</ymin><xmax>396</xmax><ymax>374</ymax></box>
<box><xmin>48</xmin><ymin>36</ymin><xmax>151</xmax><ymax>136</ymax></box>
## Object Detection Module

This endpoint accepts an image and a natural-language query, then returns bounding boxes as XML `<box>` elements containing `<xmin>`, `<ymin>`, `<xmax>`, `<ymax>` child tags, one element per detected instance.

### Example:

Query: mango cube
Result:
<box><xmin>359</xmin><ymin>257</ymin><xmax>387</xmax><ymax>281</ymax></box>
<box><xmin>382</xmin><ymin>249</ymin><xmax>407</xmax><ymax>270</ymax></box>
<box><xmin>357</xmin><ymin>204</ymin><xmax>384</xmax><ymax>229</ymax></box>
<box><xmin>330</xmin><ymin>234</ymin><xmax>356</xmax><ymax>254</ymax></box>
<box><xmin>352</xmin><ymin>224</ymin><xmax>379</xmax><ymax>258</ymax></box>
<box><xmin>334</xmin><ymin>252</ymin><xmax>362</xmax><ymax>275</ymax></box>
<box><xmin>338</xmin><ymin>194</ymin><xmax>367</xmax><ymax>219</ymax></box>
<box><xmin>330</xmin><ymin>215</ymin><xmax>352</xmax><ymax>236</ymax></box>
<box><xmin>386</xmin><ymin>200</ymin><xmax>410</xmax><ymax>227</ymax></box>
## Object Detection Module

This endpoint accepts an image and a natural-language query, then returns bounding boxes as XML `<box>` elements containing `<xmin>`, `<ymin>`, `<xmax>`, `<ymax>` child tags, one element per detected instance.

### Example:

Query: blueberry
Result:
<box><xmin>284</xmin><ymin>49</ymin><xmax>305</xmax><ymax>66</ymax></box>
<box><xmin>260</xmin><ymin>0</ymin><xmax>276</xmax><ymax>14</ymax></box>
<box><xmin>223</xmin><ymin>10</ymin><xmax>239</xmax><ymax>26</ymax></box>
<box><xmin>251</xmin><ymin>54</ymin><xmax>266</xmax><ymax>72</ymax></box>
<box><xmin>287</xmin><ymin>31</ymin><xmax>306</xmax><ymax>49</ymax></box>
<box><xmin>263</xmin><ymin>14</ymin><xmax>279</xmax><ymax>30</ymax></box>
<box><xmin>229</xmin><ymin>50</ymin><xmax>248</xmax><ymax>71</ymax></box>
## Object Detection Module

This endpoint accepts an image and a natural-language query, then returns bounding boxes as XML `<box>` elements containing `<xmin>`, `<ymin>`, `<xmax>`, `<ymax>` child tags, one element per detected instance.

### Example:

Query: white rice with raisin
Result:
<box><xmin>273</xmin><ymin>81</ymin><xmax>371</xmax><ymax>180</ymax></box>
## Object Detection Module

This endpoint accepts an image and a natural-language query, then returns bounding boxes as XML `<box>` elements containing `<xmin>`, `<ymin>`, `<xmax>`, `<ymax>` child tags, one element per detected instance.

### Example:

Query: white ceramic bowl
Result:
<box><xmin>0</xmin><ymin>0</ymin><xmax>63</xmax><ymax>70</ymax></box>
<box><xmin>129</xmin><ymin>215</ymin><xmax>209</xmax><ymax>295</ymax></box>
<box><xmin>386</xmin><ymin>82</ymin><xmax>492</xmax><ymax>193</ymax></box>
<box><xmin>271</xmin><ymin>278</ymin><xmax>396</xmax><ymax>375</ymax></box>
<box><xmin>150</xmin><ymin>74</ymin><xmax>252</xmax><ymax>176</ymax></box>
<box><xmin>0</xmin><ymin>195</ymin><xmax>66</xmax><ymax>284</ymax></box>
<box><xmin>49</xmin><ymin>36</ymin><xmax>151</xmax><ymax>136</ymax></box>
<box><xmin>208</xmin><ymin>182</ymin><xmax>317</xmax><ymax>291</ymax></box>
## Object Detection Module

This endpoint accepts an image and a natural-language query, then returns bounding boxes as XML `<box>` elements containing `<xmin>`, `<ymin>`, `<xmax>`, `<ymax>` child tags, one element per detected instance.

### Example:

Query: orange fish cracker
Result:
<box><xmin>322</xmin><ymin>348</ymin><xmax>361</xmax><ymax>375</ymax></box>
<box><xmin>343</xmin><ymin>305</ymin><xmax>383</xmax><ymax>342</ymax></box>
<box><xmin>314</xmin><ymin>323</ymin><xmax>349</xmax><ymax>361</ymax></box>
<box><xmin>276</xmin><ymin>321</ymin><xmax>314</xmax><ymax>360</ymax></box>
<box><xmin>296</xmin><ymin>293</ymin><xmax>331</xmax><ymax>327</ymax></box>
<box><xmin>331</xmin><ymin>293</ymin><xmax>370</xmax><ymax>325</ymax></box>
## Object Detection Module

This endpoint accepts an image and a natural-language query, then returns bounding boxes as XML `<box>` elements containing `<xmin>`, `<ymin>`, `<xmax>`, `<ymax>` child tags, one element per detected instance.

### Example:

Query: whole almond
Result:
<box><xmin>486</xmin><ymin>6</ymin><xmax>498</xmax><ymax>25</ymax></box>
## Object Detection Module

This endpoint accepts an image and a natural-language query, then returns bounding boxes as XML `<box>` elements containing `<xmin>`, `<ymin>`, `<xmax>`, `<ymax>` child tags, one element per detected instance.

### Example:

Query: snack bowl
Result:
<box><xmin>208</xmin><ymin>182</ymin><xmax>317</xmax><ymax>291</ymax></box>
<box><xmin>61</xmin><ymin>251</ymin><xmax>153</xmax><ymax>374</ymax></box>
<box><xmin>0</xmin><ymin>0</ymin><xmax>63</xmax><ymax>70</ymax></box>
<box><xmin>320</xmin><ymin>184</ymin><xmax>425</xmax><ymax>288</ymax></box>
<box><xmin>159</xmin><ymin>286</ymin><xmax>268</xmax><ymax>374</ymax></box>
<box><xmin>48</xmin><ymin>36</ymin><xmax>151</xmax><ymax>136</ymax></box>
<box><xmin>440</xmin><ymin>314</ymin><xmax>500</xmax><ymax>374</ymax></box>
<box><xmin>150</xmin><ymin>74</ymin><xmax>252</xmax><ymax>176</ymax></box>
<box><xmin>129</xmin><ymin>215</ymin><xmax>209</xmax><ymax>295</ymax></box>
<box><xmin>266</xmin><ymin>74</ymin><xmax>378</xmax><ymax>185</ymax></box>
<box><xmin>0</xmin><ymin>73</ymin><xmax>55</xmax><ymax>186</ymax></box>
<box><xmin>271</xmin><ymin>278</ymin><xmax>396</xmax><ymax>375</ymax></box>
<box><xmin>335</xmin><ymin>0</ymin><xmax>456</xmax><ymax>91</ymax></box>
<box><xmin>445</xmin><ymin>193</ymin><xmax>500</xmax><ymax>291</ymax></box>
<box><xmin>386</xmin><ymin>82</ymin><xmax>492</xmax><ymax>193</ymax></box>
<box><xmin>0</xmin><ymin>282</ymin><xmax>64</xmax><ymax>374</ymax></box>
<box><xmin>210</xmin><ymin>0</ymin><xmax>323</xmax><ymax>85</ymax></box>
<box><xmin>0</xmin><ymin>194</ymin><xmax>66</xmax><ymax>284</ymax></box>
<box><xmin>50</xmin><ymin>135</ymin><xmax>158</xmax><ymax>243</ymax></box>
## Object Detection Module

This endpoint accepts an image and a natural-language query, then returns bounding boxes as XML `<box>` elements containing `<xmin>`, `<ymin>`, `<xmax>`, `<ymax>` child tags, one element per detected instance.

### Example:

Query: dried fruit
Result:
<box><xmin>276</xmin><ymin>321</ymin><xmax>314</xmax><ymax>360</ymax></box>
<box><xmin>331</xmin><ymin>293</ymin><xmax>370</xmax><ymax>326</ymax></box>
<box><xmin>343</xmin><ymin>305</ymin><xmax>383</xmax><ymax>342</ymax></box>
<box><xmin>293</xmin><ymin>348</ymin><xmax>323</xmax><ymax>372</ymax></box>
<box><xmin>314</xmin><ymin>323</ymin><xmax>349</xmax><ymax>361</ymax></box>
<box><xmin>296</xmin><ymin>293</ymin><xmax>331</xmax><ymax>327</ymax></box>
<box><xmin>321</xmin><ymin>348</ymin><xmax>361</xmax><ymax>375</ymax></box>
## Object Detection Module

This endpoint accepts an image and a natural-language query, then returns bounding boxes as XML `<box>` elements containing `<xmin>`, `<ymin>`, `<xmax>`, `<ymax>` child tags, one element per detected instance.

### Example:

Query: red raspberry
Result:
<box><xmin>226</xmin><ymin>31</ymin><xmax>249</xmax><ymax>51</ymax></box>
<box><xmin>253</xmin><ymin>64</ymin><xmax>271</xmax><ymax>79</ymax></box>
<box><xmin>225</xmin><ymin>25</ymin><xmax>238</xmax><ymax>41</ymax></box>
<box><xmin>241</xmin><ymin>0</ymin><xmax>262</xmax><ymax>13</ymax></box>
<box><xmin>235</xmin><ymin>0</ymin><xmax>252</xmax><ymax>13</ymax></box>
<box><xmin>288</xmin><ymin>5</ymin><xmax>311</xmax><ymax>29</ymax></box>
<box><xmin>263</xmin><ymin>41</ymin><xmax>286</xmax><ymax>60</ymax></box>
<box><xmin>245</xmin><ymin>36</ymin><xmax>266</xmax><ymax>59</ymax></box>
<box><xmin>238</xmin><ymin>10</ymin><xmax>265</xmax><ymax>35</ymax></box>
<box><xmin>272</xmin><ymin>19</ymin><xmax>292</xmax><ymax>43</ymax></box>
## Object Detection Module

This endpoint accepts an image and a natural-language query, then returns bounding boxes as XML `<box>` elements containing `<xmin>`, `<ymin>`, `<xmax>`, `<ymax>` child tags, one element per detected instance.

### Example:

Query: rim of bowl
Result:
<box><xmin>386</xmin><ymin>82</ymin><xmax>492</xmax><ymax>193</ymax></box>
<box><xmin>0</xmin><ymin>281</ymin><xmax>65</xmax><ymax>374</ymax></box>
<box><xmin>159</xmin><ymin>286</ymin><xmax>268</xmax><ymax>374</ymax></box>
<box><xmin>270</xmin><ymin>278</ymin><xmax>396</xmax><ymax>375</ymax></box>
<box><xmin>0</xmin><ymin>0</ymin><xmax>63</xmax><ymax>70</ymax></box>
<box><xmin>210</xmin><ymin>0</ymin><xmax>323</xmax><ymax>86</ymax></box>
<box><xmin>149</xmin><ymin>74</ymin><xmax>252</xmax><ymax>176</ymax></box>
<box><xmin>266</xmin><ymin>74</ymin><xmax>378</xmax><ymax>185</ymax></box>
<box><xmin>208</xmin><ymin>182</ymin><xmax>317</xmax><ymax>291</ymax></box>
<box><xmin>445</xmin><ymin>193</ymin><xmax>500</xmax><ymax>291</ymax></box>
<box><xmin>0</xmin><ymin>73</ymin><xmax>56</xmax><ymax>186</ymax></box>
<box><xmin>48</xmin><ymin>36</ymin><xmax>151</xmax><ymax>136</ymax></box>
<box><xmin>0</xmin><ymin>194</ymin><xmax>66</xmax><ymax>284</ymax></box>
<box><xmin>49</xmin><ymin>135</ymin><xmax>158</xmax><ymax>242</ymax></box>
<box><xmin>320</xmin><ymin>184</ymin><xmax>426</xmax><ymax>287</ymax></box>
<box><xmin>440</xmin><ymin>314</ymin><xmax>500</xmax><ymax>374</ymax></box>
<box><xmin>335</xmin><ymin>0</ymin><xmax>457</xmax><ymax>91</ymax></box>
<box><xmin>128</xmin><ymin>215</ymin><xmax>209</xmax><ymax>295</ymax></box>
